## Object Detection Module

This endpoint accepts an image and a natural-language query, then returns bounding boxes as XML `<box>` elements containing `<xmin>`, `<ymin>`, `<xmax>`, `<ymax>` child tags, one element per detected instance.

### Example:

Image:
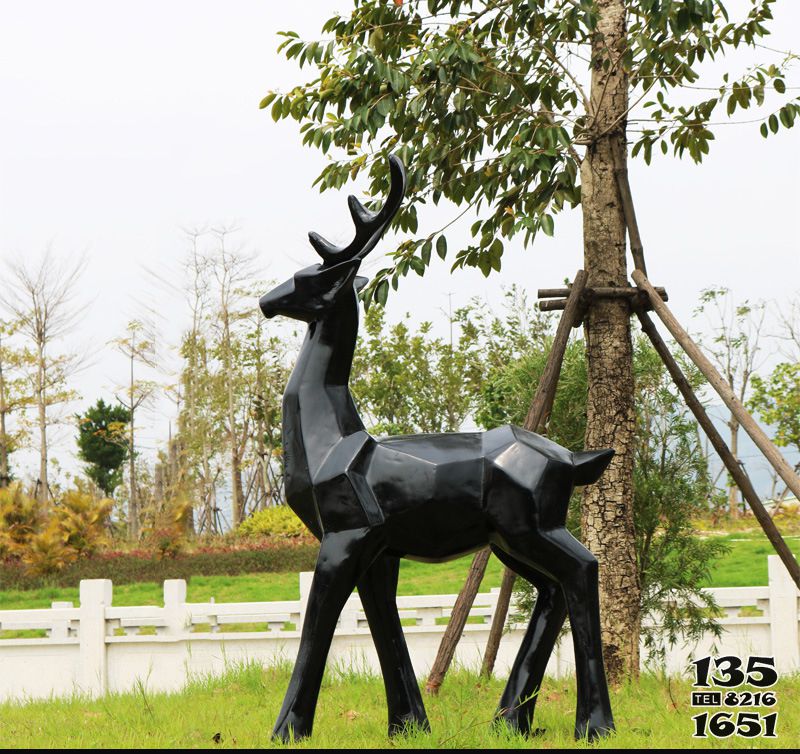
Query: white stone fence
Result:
<box><xmin>0</xmin><ymin>555</ymin><xmax>797</xmax><ymax>702</ymax></box>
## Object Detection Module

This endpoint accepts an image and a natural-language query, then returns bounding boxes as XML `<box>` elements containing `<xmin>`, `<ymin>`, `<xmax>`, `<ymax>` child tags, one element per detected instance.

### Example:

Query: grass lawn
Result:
<box><xmin>703</xmin><ymin>533</ymin><xmax>800</xmax><ymax>587</ymax></box>
<box><xmin>0</xmin><ymin>532</ymin><xmax>797</xmax><ymax>612</ymax></box>
<box><xmin>0</xmin><ymin>663</ymin><xmax>796</xmax><ymax>748</ymax></box>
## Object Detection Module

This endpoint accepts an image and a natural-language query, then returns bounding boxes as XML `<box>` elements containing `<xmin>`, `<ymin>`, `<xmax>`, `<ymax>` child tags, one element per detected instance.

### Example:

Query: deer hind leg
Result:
<box><xmin>358</xmin><ymin>555</ymin><xmax>430</xmax><ymax>735</ymax></box>
<box><xmin>498</xmin><ymin>528</ymin><xmax>614</xmax><ymax>742</ymax></box>
<box><xmin>272</xmin><ymin>527</ymin><xmax>379</xmax><ymax>743</ymax></box>
<box><xmin>489</xmin><ymin>546</ymin><xmax>567</xmax><ymax>737</ymax></box>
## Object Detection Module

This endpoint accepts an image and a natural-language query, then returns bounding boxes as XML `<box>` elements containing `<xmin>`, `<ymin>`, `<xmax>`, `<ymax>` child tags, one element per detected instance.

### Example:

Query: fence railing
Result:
<box><xmin>0</xmin><ymin>555</ymin><xmax>797</xmax><ymax>701</ymax></box>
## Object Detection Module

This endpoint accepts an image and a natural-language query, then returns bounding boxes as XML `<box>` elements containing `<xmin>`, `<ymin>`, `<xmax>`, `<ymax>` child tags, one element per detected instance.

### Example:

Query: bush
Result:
<box><xmin>142</xmin><ymin>497</ymin><xmax>193</xmax><ymax>559</ymax></box>
<box><xmin>0</xmin><ymin>539</ymin><xmax>320</xmax><ymax>591</ymax></box>
<box><xmin>236</xmin><ymin>505</ymin><xmax>311</xmax><ymax>539</ymax></box>
<box><xmin>53</xmin><ymin>489</ymin><xmax>113</xmax><ymax>557</ymax></box>
<box><xmin>0</xmin><ymin>484</ymin><xmax>115</xmax><ymax>576</ymax></box>
<box><xmin>0</xmin><ymin>483</ymin><xmax>45</xmax><ymax>559</ymax></box>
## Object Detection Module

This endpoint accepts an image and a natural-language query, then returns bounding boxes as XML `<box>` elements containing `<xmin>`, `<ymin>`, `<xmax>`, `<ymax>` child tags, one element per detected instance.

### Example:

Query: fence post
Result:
<box><xmin>768</xmin><ymin>554</ymin><xmax>800</xmax><ymax>673</ymax></box>
<box><xmin>78</xmin><ymin>579</ymin><xmax>112</xmax><ymax>696</ymax></box>
<box><xmin>50</xmin><ymin>601</ymin><xmax>74</xmax><ymax>640</ymax></box>
<box><xmin>163</xmin><ymin>580</ymin><xmax>189</xmax><ymax>636</ymax></box>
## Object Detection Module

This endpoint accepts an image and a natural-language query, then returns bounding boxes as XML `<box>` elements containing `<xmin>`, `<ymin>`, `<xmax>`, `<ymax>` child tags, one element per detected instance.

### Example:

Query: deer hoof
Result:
<box><xmin>272</xmin><ymin>712</ymin><xmax>311</xmax><ymax>743</ymax></box>
<box><xmin>574</xmin><ymin>713</ymin><xmax>615</xmax><ymax>742</ymax></box>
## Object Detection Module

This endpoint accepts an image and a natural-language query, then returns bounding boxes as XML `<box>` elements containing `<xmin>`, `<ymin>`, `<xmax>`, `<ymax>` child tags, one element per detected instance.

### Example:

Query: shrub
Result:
<box><xmin>0</xmin><ymin>483</ymin><xmax>44</xmax><ymax>559</ymax></box>
<box><xmin>0</xmin><ymin>539</ymin><xmax>320</xmax><ymax>591</ymax></box>
<box><xmin>52</xmin><ymin>490</ymin><xmax>113</xmax><ymax>557</ymax></box>
<box><xmin>142</xmin><ymin>497</ymin><xmax>193</xmax><ymax>559</ymax></box>
<box><xmin>236</xmin><ymin>505</ymin><xmax>311</xmax><ymax>539</ymax></box>
<box><xmin>0</xmin><ymin>484</ymin><xmax>114</xmax><ymax>576</ymax></box>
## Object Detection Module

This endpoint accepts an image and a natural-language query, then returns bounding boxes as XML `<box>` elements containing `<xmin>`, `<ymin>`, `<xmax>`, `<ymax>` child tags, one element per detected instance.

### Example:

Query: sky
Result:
<box><xmin>0</xmin><ymin>1</ymin><xmax>798</xmax><ymax>492</ymax></box>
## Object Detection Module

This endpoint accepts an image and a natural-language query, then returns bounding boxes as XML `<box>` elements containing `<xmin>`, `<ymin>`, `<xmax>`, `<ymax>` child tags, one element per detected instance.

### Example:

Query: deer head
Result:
<box><xmin>260</xmin><ymin>155</ymin><xmax>406</xmax><ymax>323</ymax></box>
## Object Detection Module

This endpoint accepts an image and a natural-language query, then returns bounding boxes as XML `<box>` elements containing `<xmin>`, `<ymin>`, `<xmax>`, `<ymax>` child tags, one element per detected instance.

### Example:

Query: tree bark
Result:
<box><xmin>580</xmin><ymin>0</ymin><xmax>641</xmax><ymax>683</ymax></box>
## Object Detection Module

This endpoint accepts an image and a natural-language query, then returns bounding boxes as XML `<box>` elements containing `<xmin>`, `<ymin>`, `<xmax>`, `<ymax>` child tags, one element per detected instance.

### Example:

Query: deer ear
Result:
<box><xmin>572</xmin><ymin>449</ymin><xmax>615</xmax><ymax>486</ymax></box>
<box><xmin>354</xmin><ymin>275</ymin><xmax>369</xmax><ymax>293</ymax></box>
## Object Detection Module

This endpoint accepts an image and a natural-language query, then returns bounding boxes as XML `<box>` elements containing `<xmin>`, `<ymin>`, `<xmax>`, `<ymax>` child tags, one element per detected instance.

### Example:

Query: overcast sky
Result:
<box><xmin>0</xmin><ymin>1</ymin><xmax>798</xmax><ymax>485</ymax></box>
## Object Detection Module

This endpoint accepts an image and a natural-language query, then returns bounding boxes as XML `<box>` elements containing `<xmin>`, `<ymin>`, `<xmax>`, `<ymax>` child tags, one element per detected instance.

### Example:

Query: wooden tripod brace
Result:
<box><xmin>426</xmin><ymin>160</ymin><xmax>800</xmax><ymax>692</ymax></box>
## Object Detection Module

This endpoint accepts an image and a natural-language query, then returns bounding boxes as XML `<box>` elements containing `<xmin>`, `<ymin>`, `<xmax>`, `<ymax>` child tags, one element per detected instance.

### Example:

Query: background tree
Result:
<box><xmin>175</xmin><ymin>235</ymin><xmax>224</xmax><ymax>534</ymax></box>
<box><xmin>265</xmin><ymin>0</ymin><xmax>798</xmax><ymax>680</ymax></box>
<box><xmin>351</xmin><ymin>304</ymin><xmax>483</xmax><ymax>434</ymax></box>
<box><xmin>1</xmin><ymin>250</ymin><xmax>85</xmax><ymax>503</ymax></box>
<box><xmin>173</xmin><ymin>229</ymin><xmax>290</xmax><ymax>530</ymax></box>
<box><xmin>749</xmin><ymin>301</ymin><xmax>800</xmax><ymax>509</ymax></box>
<box><xmin>208</xmin><ymin>229</ymin><xmax>256</xmax><ymax>528</ymax></box>
<box><xmin>694</xmin><ymin>287</ymin><xmax>766</xmax><ymax>517</ymax></box>
<box><xmin>0</xmin><ymin>320</ymin><xmax>32</xmax><ymax>488</ymax></box>
<box><xmin>112</xmin><ymin>319</ymin><xmax>159</xmax><ymax>538</ymax></box>
<box><xmin>76</xmin><ymin>398</ymin><xmax>131</xmax><ymax>497</ymax></box>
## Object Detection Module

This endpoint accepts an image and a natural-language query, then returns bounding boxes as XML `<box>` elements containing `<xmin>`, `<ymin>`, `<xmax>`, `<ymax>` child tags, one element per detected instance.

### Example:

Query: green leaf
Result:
<box><xmin>376</xmin><ymin>97</ymin><xmax>393</xmax><ymax>117</ymax></box>
<box><xmin>421</xmin><ymin>239</ymin><xmax>432</xmax><ymax>265</ymax></box>
<box><xmin>436</xmin><ymin>235</ymin><xmax>447</xmax><ymax>260</ymax></box>
<box><xmin>774</xmin><ymin>79</ymin><xmax>786</xmax><ymax>94</ymax></box>
<box><xmin>259</xmin><ymin>92</ymin><xmax>277</xmax><ymax>110</ymax></box>
<box><xmin>541</xmin><ymin>214</ymin><xmax>555</xmax><ymax>237</ymax></box>
<box><xmin>375</xmin><ymin>280</ymin><xmax>389</xmax><ymax>307</ymax></box>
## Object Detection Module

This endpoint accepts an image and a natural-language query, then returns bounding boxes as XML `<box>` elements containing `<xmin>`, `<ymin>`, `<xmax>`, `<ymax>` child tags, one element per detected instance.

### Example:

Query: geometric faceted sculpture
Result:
<box><xmin>260</xmin><ymin>155</ymin><xmax>616</xmax><ymax>742</ymax></box>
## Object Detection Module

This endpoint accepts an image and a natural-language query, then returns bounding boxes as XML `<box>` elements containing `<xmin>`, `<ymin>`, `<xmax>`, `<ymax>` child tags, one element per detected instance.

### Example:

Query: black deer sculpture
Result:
<box><xmin>260</xmin><ymin>155</ymin><xmax>616</xmax><ymax>743</ymax></box>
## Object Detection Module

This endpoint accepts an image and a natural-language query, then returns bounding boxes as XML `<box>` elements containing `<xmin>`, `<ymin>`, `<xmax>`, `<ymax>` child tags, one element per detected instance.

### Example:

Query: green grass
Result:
<box><xmin>0</xmin><ymin>556</ymin><xmax>505</xmax><ymax>611</ymax></box>
<box><xmin>703</xmin><ymin>534</ymin><xmax>800</xmax><ymax>588</ymax></box>
<box><xmin>0</xmin><ymin>532</ymin><xmax>796</xmax><ymax>613</ymax></box>
<box><xmin>0</xmin><ymin>664</ymin><xmax>796</xmax><ymax>748</ymax></box>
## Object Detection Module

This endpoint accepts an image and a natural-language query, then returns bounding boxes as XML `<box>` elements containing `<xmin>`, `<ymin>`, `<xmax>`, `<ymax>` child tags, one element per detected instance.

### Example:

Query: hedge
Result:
<box><xmin>0</xmin><ymin>539</ymin><xmax>320</xmax><ymax>591</ymax></box>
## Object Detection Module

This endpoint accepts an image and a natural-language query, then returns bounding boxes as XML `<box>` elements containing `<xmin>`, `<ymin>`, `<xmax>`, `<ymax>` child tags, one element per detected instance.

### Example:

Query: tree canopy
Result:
<box><xmin>263</xmin><ymin>0</ymin><xmax>797</xmax><ymax>301</ymax></box>
<box><xmin>76</xmin><ymin>399</ymin><xmax>131</xmax><ymax>497</ymax></box>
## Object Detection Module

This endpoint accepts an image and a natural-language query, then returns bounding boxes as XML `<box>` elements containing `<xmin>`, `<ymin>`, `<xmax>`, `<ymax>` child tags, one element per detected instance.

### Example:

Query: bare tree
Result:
<box><xmin>176</xmin><ymin>231</ymin><xmax>223</xmax><ymax>534</ymax></box>
<box><xmin>112</xmin><ymin>318</ymin><xmax>158</xmax><ymax>538</ymax></box>
<box><xmin>695</xmin><ymin>288</ymin><xmax>766</xmax><ymax>517</ymax></box>
<box><xmin>0</xmin><ymin>319</ymin><xmax>33</xmax><ymax>486</ymax></box>
<box><xmin>2</xmin><ymin>250</ymin><xmax>86</xmax><ymax>502</ymax></box>
<box><xmin>209</xmin><ymin>228</ymin><xmax>257</xmax><ymax>528</ymax></box>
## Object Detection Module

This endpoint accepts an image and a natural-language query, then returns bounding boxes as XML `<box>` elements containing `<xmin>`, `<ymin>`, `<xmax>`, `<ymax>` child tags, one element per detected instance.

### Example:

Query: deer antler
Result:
<box><xmin>309</xmin><ymin>154</ymin><xmax>406</xmax><ymax>267</ymax></box>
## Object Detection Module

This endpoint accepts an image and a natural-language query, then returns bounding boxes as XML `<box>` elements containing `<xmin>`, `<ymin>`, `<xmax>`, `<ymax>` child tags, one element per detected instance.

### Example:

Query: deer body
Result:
<box><xmin>261</xmin><ymin>156</ymin><xmax>616</xmax><ymax>743</ymax></box>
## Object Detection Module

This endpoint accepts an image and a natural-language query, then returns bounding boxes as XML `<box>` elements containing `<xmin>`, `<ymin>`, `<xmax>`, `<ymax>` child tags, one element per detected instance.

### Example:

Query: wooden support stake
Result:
<box><xmin>538</xmin><ymin>286</ymin><xmax>667</xmax><ymax>301</ymax></box>
<box><xmin>424</xmin><ymin>548</ymin><xmax>490</xmax><ymax>694</ymax></box>
<box><xmin>636</xmin><ymin>309</ymin><xmax>800</xmax><ymax>589</ymax></box>
<box><xmin>633</xmin><ymin>270</ymin><xmax>800</xmax><ymax>509</ymax></box>
<box><xmin>426</xmin><ymin>271</ymin><xmax>588</xmax><ymax>693</ymax></box>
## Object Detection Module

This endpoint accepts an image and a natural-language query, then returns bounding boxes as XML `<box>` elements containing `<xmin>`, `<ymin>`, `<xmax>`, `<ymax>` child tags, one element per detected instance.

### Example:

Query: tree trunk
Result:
<box><xmin>231</xmin><ymin>442</ymin><xmax>244</xmax><ymax>527</ymax></box>
<box><xmin>0</xmin><ymin>350</ymin><xmax>10</xmax><ymax>488</ymax></box>
<box><xmin>580</xmin><ymin>0</ymin><xmax>641</xmax><ymax>683</ymax></box>
<box><xmin>129</xmin><ymin>407</ymin><xmax>138</xmax><ymax>539</ymax></box>
<box><xmin>36</xmin><ymin>347</ymin><xmax>48</xmax><ymax>503</ymax></box>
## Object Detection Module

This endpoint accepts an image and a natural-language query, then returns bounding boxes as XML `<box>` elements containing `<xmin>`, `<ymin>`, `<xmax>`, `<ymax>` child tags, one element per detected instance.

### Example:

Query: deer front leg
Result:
<box><xmin>489</xmin><ymin>547</ymin><xmax>567</xmax><ymax>736</ymax></box>
<box><xmin>535</xmin><ymin>529</ymin><xmax>615</xmax><ymax>742</ymax></box>
<box><xmin>358</xmin><ymin>555</ymin><xmax>430</xmax><ymax>735</ymax></box>
<box><xmin>272</xmin><ymin>528</ymin><xmax>377</xmax><ymax>743</ymax></box>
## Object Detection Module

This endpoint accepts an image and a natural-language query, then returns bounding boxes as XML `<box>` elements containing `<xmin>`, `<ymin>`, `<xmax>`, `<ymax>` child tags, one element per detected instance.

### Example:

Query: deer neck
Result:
<box><xmin>283</xmin><ymin>290</ymin><xmax>364</xmax><ymax>478</ymax></box>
